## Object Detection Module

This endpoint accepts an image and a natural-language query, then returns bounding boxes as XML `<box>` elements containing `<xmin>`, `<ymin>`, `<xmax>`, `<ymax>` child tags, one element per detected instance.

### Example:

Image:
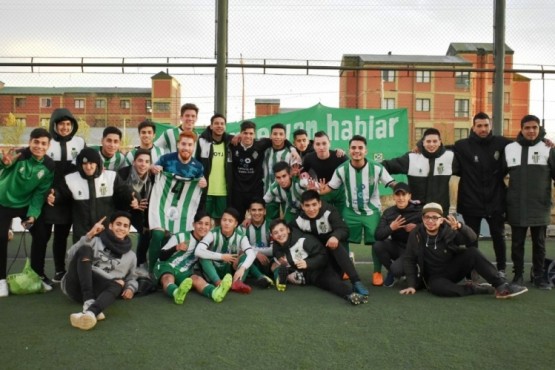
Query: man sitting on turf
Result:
<box><xmin>153</xmin><ymin>211</ymin><xmax>232</xmax><ymax>304</ymax></box>
<box><xmin>293</xmin><ymin>190</ymin><xmax>368</xmax><ymax>296</ymax></box>
<box><xmin>196</xmin><ymin>207</ymin><xmax>257</xmax><ymax>294</ymax></box>
<box><xmin>400</xmin><ymin>202</ymin><xmax>528</xmax><ymax>299</ymax></box>
<box><xmin>270</xmin><ymin>219</ymin><xmax>367</xmax><ymax>305</ymax></box>
<box><xmin>62</xmin><ymin>211</ymin><xmax>138</xmax><ymax>331</ymax></box>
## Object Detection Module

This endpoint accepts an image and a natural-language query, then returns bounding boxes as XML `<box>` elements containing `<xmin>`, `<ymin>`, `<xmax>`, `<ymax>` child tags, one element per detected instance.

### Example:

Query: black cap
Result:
<box><xmin>393</xmin><ymin>182</ymin><xmax>411</xmax><ymax>194</ymax></box>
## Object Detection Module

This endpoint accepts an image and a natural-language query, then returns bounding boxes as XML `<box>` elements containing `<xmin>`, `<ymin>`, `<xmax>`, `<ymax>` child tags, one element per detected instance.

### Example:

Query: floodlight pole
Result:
<box><xmin>215</xmin><ymin>0</ymin><xmax>228</xmax><ymax>116</ymax></box>
<box><xmin>493</xmin><ymin>0</ymin><xmax>505</xmax><ymax>136</ymax></box>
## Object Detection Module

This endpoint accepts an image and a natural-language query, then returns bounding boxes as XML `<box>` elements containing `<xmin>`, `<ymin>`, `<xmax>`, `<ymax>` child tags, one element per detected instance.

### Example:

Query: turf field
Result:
<box><xmin>1</xmin><ymin>234</ymin><xmax>554</xmax><ymax>370</ymax></box>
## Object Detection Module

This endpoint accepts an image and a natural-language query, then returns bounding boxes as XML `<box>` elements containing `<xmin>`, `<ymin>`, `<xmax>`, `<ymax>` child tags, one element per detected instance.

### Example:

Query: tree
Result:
<box><xmin>76</xmin><ymin>117</ymin><xmax>91</xmax><ymax>143</ymax></box>
<box><xmin>2</xmin><ymin>113</ymin><xmax>26</xmax><ymax>146</ymax></box>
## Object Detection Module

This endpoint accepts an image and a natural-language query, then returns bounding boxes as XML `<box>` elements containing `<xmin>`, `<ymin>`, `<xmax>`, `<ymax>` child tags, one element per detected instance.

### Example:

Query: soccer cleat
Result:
<box><xmin>173</xmin><ymin>278</ymin><xmax>193</xmax><ymax>304</ymax></box>
<box><xmin>52</xmin><ymin>271</ymin><xmax>67</xmax><ymax>283</ymax></box>
<box><xmin>212</xmin><ymin>274</ymin><xmax>232</xmax><ymax>303</ymax></box>
<box><xmin>276</xmin><ymin>267</ymin><xmax>288</xmax><ymax>292</ymax></box>
<box><xmin>383</xmin><ymin>271</ymin><xmax>396</xmax><ymax>288</ymax></box>
<box><xmin>346</xmin><ymin>292</ymin><xmax>368</xmax><ymax>305</ymax></box>
<box><xmin>231</xmin><ymin>280</ymin><xmax>252</xmax><ymax>294</ymax></box>
<box><xmin>352</xmin><ymin>281</ymin><xmax>369</xmax><ymax>296</ymax></box>
<box><xmin>0</xmin><ymin>279</ymin><xmax>8</xmax><ymax>298</ymax></box>
<box><xmin>255</xmin><ymin>275</ymin><xmax>274</xmax><ymax>289</ymax></box>
<box><xmin>70</xmin><ymin>311</ymin><xmax>97</xmax><ymax>330</ymax></box>
<box><xmin>495</xmin><ymin>283</ymin><xmax>528</xmax><ymax>299</ymax></box>
<box><xmin>372</xmin><ymin>272</ymin><xmax>383</xmax><ymax>286</ymax></box>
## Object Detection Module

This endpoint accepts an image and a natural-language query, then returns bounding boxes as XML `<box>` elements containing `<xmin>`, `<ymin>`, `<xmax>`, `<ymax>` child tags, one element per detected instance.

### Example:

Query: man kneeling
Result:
<box><xmin>62</xmin><ymin>211</ymin><xmax>138</xmax><ymax>330</ymax></box>
<box><xmin>400</xmin><ymin>203</ymin><xmax>528</xmax><ymax>299</ymax></box>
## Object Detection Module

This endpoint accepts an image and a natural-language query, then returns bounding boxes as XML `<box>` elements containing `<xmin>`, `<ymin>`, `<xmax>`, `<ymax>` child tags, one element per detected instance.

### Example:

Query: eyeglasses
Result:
<box><xmin>423</xmin><ymin>215</ymin><xmax>442</xmax><ymax>221</ymax></box>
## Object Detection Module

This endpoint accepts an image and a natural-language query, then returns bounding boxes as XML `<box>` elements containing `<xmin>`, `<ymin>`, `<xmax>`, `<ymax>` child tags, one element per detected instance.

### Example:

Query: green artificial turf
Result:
<box><xmin>1</xmin><ymin>234</ymin><xmax>554</xmax><ymax>369</ymax></box>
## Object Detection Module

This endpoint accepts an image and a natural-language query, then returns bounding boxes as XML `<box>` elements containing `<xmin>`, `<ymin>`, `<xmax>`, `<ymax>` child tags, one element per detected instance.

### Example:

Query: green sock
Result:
<box><xmin>202</xmin><ymin>285</ymin><xmax>215</xmax><ymax>298</ymax></box>
<box><xmin>371</xmin><ymin>246</ymin><xmax>382</xmax><ymax>273</ymax></box>
<box><xmin>148</xmin><ymin>230</ymin><xmax>165</xmax><ymax>273</ymax></box>
<box><xmin>166</xmin><ymin>283</ymin><xmax>178</xmax><ymax>298</ymax></box>
<box><xmin>199</xmin><ymin>259</ymin><xmax>222</xmax><ymax>285</ymax></box>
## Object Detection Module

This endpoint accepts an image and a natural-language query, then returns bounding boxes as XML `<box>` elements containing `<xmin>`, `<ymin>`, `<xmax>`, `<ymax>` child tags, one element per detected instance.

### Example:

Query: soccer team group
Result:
<box><xmin>0</xmin><ymin>103</ymin><xmax>552</xmax><ymax>331</ymax></box>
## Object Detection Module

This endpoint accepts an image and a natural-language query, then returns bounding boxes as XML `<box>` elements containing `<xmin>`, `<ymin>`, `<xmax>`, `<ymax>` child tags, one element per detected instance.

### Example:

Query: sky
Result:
<box><xmin>1</xmin><ymin>0</ymin><xmax>554</xmax><ymax>129</ymax></box>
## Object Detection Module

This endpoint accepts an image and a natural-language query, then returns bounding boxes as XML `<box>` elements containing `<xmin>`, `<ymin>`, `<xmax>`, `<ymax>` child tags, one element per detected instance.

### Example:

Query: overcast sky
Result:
<box><xmin>1</xmin><ymin>0</ymin><xmax>554</xmax><ymax>128</ymax></box>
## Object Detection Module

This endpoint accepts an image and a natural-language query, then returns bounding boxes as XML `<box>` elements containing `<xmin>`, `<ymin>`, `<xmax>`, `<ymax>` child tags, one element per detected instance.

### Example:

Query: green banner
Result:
<box><xmin>227</xmin><ymin>103</ymin><xmax>409</xmax><ymax>163</ymax></box>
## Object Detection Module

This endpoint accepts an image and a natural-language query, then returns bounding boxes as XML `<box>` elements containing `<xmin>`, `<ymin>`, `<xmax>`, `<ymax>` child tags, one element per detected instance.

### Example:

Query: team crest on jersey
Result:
<box><xmin>290</xmin><ymin>240</ymin><xmax>308</xmax><ymax>262</ymax></box>
<box><xmin>37</xmin><ymin>169</ymin><xmax>45</xmax><ymax>179</ymax></box>
<box><xmin>71</xmin><ymin>148</ymin><xmax>78</xmax><ymax>159</ymax></box>
<box><xmin>317</xmin><ymin>220</ymin><xmax>329</xmax><ymax>234</ymax></box>
<box><xmin>167</xmin><ymin>206</ymin><xmax>180</xmax><ymax>221</ymax></box>
<box><xmin>494</xmin><ymin>151</ymin><xmax>500</xmax><ymax>160</ymax></box>
<box><xmin>532</xmin><ymin>152</ymin><xmax>540</xmax><ymax>164</ymax></box>
<box><xmin>100</xmin><ymin>183</ymin><xmax>107</xmax><ymax>196</ymax></box>
<box><xmin>19</xmin><ymin>167</ymin><xmax>24</xmax><ymax>173</ymax></box>
<box><xmin>252</xmin><ymin>152</ymin><xmax>258</xmax><ymax>160</ymax></box>
<box><xmin>437</xmin><ymin>163</ymin><xmax>444</xmax><ymax>174</ymax></box>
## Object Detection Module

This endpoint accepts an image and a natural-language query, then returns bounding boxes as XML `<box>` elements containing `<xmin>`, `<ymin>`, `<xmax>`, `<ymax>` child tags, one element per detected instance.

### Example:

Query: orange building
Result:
<box><xmin>340</xmin><ymin>42</ymin><xmax>530</xmax><ymax>145</ymax></box>
<box><xmin>0</xmin><ymin>71</ymin><xmax>181</xmax><ymax>128</ymax></box>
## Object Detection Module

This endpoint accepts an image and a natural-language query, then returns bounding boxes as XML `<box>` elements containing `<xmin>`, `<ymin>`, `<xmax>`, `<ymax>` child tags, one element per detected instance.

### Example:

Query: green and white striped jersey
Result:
<box><xmin>90</xmin><ymin>145</ymin><xmax>127</xmax><ymax>171</ymax></box>
<box><xmin>159</xmin><ymin>231</ymin><xmax>199</xmax><ymax>273</ymax></box>
<box><xmin>328</xmin><ymin>160</ymin><xmax>393</xmax><ymax>216</ymax></box>
<box><xmin>263</xmin><ymin>176</ymin><xmax>306</xmax><ymax>216</ymax></box>
<box><xmin>262</xmin><ymin>146</ymin><xmax>294</xmax><ymax>194</ymax></box>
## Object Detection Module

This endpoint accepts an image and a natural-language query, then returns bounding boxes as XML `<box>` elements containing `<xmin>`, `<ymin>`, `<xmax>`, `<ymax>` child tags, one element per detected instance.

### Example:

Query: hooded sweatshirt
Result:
<box><xmin>43</xmin><ymin>108</ymin><xmax>86</xmax><ymax>224</ymax></box>
<box><xmin>382</xmin><ymin>141</ymin><xmax>457</xmax><ymax>215</ymax></box>
<box><xmin>504</xmin><ymin>127</ymin><xmax>555</xmax><ymax>226</ymax></box>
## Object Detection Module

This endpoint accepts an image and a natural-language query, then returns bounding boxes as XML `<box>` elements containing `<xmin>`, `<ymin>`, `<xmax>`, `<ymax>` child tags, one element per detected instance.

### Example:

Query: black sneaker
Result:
<box><xmin>383</xmin><ymin>271</ymin><xmax>396</xmax><ymax>288</ymax></box>
<box><xmin>40</xmin><ymin>275</ymin><xmax>53</xmax><ymax>292</ymax></box>
<box><xmin>495</xmin><ymin>283</ymin><xmax>528</xmax><ymax>299</ymax></box>
<box><xmin>52</xmin><ymin>271</ymin><xmax>66</xmax><ymax>283</ymax></box>
<box><xmin>465</xmin><ymin>282</ymin><xmax>494</xmax><ymax>295</ymax></box>
<box><xmin>512</xmin><ymin>274</ymin><xmax>523</xmax><ymax>286</ymax></box>
<box><xmin>533</xmin><ymin>276</ymin><xmax>553</xmax><ymax>290</ymax></box>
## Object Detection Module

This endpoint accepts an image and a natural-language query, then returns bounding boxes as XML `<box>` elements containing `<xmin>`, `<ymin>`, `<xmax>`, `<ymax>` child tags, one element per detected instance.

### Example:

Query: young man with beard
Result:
<box><xmin>270</xmin><ymin>219</ymin><xmax>367</xmax><ymax>305</ymax></box>
<box><xmin>373</xmin><ymin>182</ymin><xmax>422</xmax><ymax>287</ymax></box>
<box><xmin>62</xmin><ymin>211</ymin><xmax>138</xmax><ymax>330</ymax></box>
<box><xmin>0</xmin><ymin>128</ymin><xmax>55</xmax><ymax>297</ymax></box>
<box><xmin>155</xmin><ymin>103</ymin><xmax>199</xmax><ymax>154</ymax></box>
<box><xmin>30</xmin><ymin>108</ymin><xmax>86</xmax><ymax>285</ymax></box>
<box><xmin>90</xmin><ymin>126</ymin><xmax>127</xmax><ymax>171</ymax></box>
<box><xmin>118</xmin><ymin>149</ymin><xmax>154</xmax><ymax>267</ymax></box>
<box><xmin>293</xmin><ymin>190</ymin><xmax>369</xmax><ymax>296</ymax></box>
<box><xmin>382</xmin><ymin>128</ymin><xmax>457</xmax><ymax>216</ymax></box>
<box><xmin>400</xmin><ymin>203</ymin><xmax>528</xmax><ymax>299</ymax></box>
<box><xmin>195</xmin><ymin>113</ymin><xmax>234</xmax><ymax>223</ymax></box>
<box><xmin>504</xmin><ymin>115</ymin><xmax>555</xmax><ymax>289</ymax></box>
<box><xmin>196</xmin><ymin>208</ymin><xmax>256</xmax><ymax>294</ymax></box>
<box><xmin>148</xmin><ymin>131</ymin><xmax>207</xmax><ymax>272</ymax></box>
<box><xmin>125</xmin><ymin>120</ymin><xmax>164</xmax><ymax>165</ymax></box>
<box><xmin>153</xmin><ymin>211</ymin><xmax>232</xmax><ymax>304</ymax></box>
<box><xmin>320</xmin><ymin>135</ymin><xmax>395</xmax><ymax>287</ymax></box>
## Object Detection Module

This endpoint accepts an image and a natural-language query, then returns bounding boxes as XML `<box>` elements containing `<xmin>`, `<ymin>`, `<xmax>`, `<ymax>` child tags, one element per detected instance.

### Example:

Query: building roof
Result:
<box><xmin>151</xmin><ymin>71</ymin><xmax>173</xmax><ymax>80</ymax></box>
<box><xmin>0</xmin><ymin>87</ymin><xmax>151</xmax><ymax>95</ymax></box>
<box><xmin>255</xmin><ymin>98</ymin><xmax>280</xmax><ymax>104</ymax></box>
<box><xmin>447</xmin><ymin>42</ymin><xmax>514</xmax><ymax>55</ymax></box>
<box><xmin>341</xmin><ymin>54</ymin><xmax>471</xmax><ymax>67</ymax></box>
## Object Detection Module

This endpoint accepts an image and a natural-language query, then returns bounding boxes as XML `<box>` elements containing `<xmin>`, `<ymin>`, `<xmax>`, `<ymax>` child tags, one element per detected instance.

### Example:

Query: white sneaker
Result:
<box><xmin>41</xmin><ymin>281</ymin><xmax>53</xmax><ymax>292</ymax></box>
<box><xmin>69</xmin><ymin>311</ymin><xmax>97</xmax><ymax>330</ymax></box>
<box><xmin>0</xmin><ymin>279</ymin><xmax>8</xmax><ymax>297</ymax></box>
<box><xmin>83</xmin><ymin>299</ymin><xmax>105</xmax><ymax>320</ymax></box>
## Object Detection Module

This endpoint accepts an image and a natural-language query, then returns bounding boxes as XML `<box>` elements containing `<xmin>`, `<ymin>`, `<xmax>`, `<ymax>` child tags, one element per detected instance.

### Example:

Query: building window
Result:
<box><xmin>487</xmin><ymin>92</ymin><xmax>493</xmax><ymax>105</ymax></box>
<box><xmin>16</xmin><ymin>117</ymin><xmax>27</xmax><ymax>125</ymax></box>
<box><xmin>381</xmin><ymin>98</ymin><xmax>395</xmax><ymax>109</ymax></box>
<box><xmin>503</xmin><ymin>119</ymin><xmax>510</xmax><ymax>132</ymax></box>
<box><xmin>94</xmin><ymin>118</ymin><xmax>106</xmax><ymax>127</ymax></box>
<box><xmin>74</xmin><ymin>99</ymin><xmax>85</xmax><ymax>109</ymax></box>
<box><xmin>154</xmin><ymin>102</ymin><xmax>171</xmax><ymax>112</ymax></box>
<box><xmin>382</xmin><ymin>70</ymin><xmax>395</xmax><ymax>82</ymax></box>
<box><xmin>416</xmin><ymin>98</ymin><xmax>430</xmax><ymax>112</ymax></box>
<box><xmin>504</xmin><ymin>92</ymin><xmax>510</xmax><ymax>104</ymax></box>
<box><xmin>416</xmin><ymin>71</ymin><xmax>431</xmax><ymax>83</ymax></box>
<box><xmin>120</xmin><ymin>99</ymin><xmax>130</xmax><ymax>109</ymax></box>
<box><xmin>454</xmin><ymin>128</ymin><xmax>469</xmax><ymax>141</ymax></box>
<box><xmin>415</xmin><ymin>127</ymin><xmax>431</xmax><ymax>141</ymax></box>
<box><xmin>40</xmin><ymin>97</ymin><xmax>52</xmax><ymax>108</ymax></box>
<box><xmin>15</xmin><ymin>97</ymin><xmax>26</xmax><ymax>108</ymax></box>
<box><xmin>95</xmin><ymin>99</ymin><xmax>106</xmax><ymax>109</ymax></box>
<box><xmin>455</xmin><ymin>72</ymin><xmax>470</xmax><ymax>88</ymax></box>
<box><xmin>146</xmin><ymin>100</ymin><xmax>152</xmax><ymax>112</ymax></box>
<box><xmin>455</xmin><ymin>99</ymin><xmax>469</xmax><ymax>118</ymax></box>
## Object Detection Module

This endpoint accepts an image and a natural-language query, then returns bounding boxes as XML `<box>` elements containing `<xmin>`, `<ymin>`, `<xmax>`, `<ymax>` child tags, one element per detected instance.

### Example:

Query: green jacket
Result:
<box><xmin>0</xmin><ymin>148</ymin><xmax>55</xmax><ymax>218</ymax></box>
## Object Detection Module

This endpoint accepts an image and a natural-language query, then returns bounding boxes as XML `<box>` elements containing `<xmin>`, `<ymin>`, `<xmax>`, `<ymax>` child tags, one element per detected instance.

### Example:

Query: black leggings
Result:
<box><xmin>312</xmin><ymin>264</ymin><xmax>352</xmax><ymax>298</ymax></box>
<box><xmin>63</xmin><ymin>245</ymin><xmax>123</xmax><ymax>315</ymax></box>
<box><xmin>30</xmin><ymin>216</ymin><xmax>71</xmax><ymax>275</ymax></box>
<box><xmin>0</xmin><ymin>205</ymin><xmax>27</xmax><ymax>279</ymax></box>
